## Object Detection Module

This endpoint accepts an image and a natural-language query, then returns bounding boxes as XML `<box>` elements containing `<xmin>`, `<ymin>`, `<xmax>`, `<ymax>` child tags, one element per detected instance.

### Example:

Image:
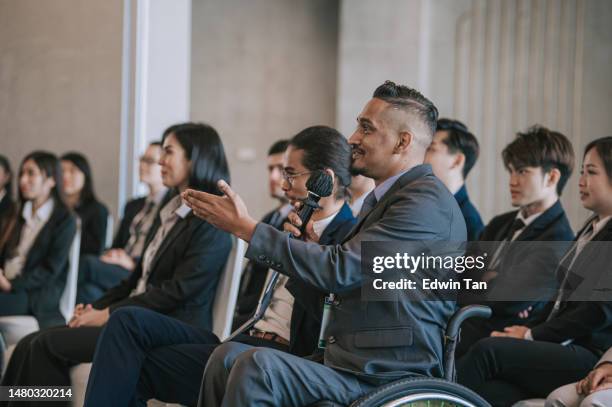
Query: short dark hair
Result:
<box><xmin>373</xmin><ymin>80</ymin><xmax>439</xmax><ymax>141</ymax></box>
<box><xmin>20</xmin><ymin>151</ymin><xmax>67</xmax><ymax>209</ymax></box>
<box><xmin>149</xmin><ymin>141</ymin><xmax>162</xmax><ymax>148</ymax></box>
<box><xmin>0</xmin><ymin>155</ymin><xmax>13</xmax><ymax>200</ymax></box>
<box><xmin>502</xmin><ymin>125</ymin><xmax>575</xmax><ymax>195</ymax></box>
<box><xmin>584</xmin><ymin>136</ymin><xmax>612</xmax><ymax>181</ymax></box>
<box><xmin>162</xmin><ymin>122</ymin><xmax>230</xmax><ymax>195</ymax></box>
<box><xmin>436</xmin><ymin>118</ymin><xmax>480</xmax><ymax>178</ymax></box>
<box><xmin>289</xmin><ymin>126</ymin><xmax>352</xmax><ymax>200</ymax></box>
<box><xmin>268</xmin><ymin>140</ymin><xmax>289</xmax><ymax>156</ymax></box>
<box><xmin>60</xmin><ymin>152</ymin><xmax>98</xmax><ymax>205</ymax></box>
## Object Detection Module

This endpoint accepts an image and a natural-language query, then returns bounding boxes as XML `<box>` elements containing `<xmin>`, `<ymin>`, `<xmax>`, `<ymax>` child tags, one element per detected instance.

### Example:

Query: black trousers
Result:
<box><xmin>1</xmin><ymin>325</ymin><xmax>102</xmax><ymax>407</ymax></box>
<box><xmin>0</xmin><ymin>291</ymin><xmax>29</xmax><ymax>316</ymax></box>
<box><xmin>456</xmin><ymin>337</ymin><xmax>599</xmax><ymax>407</ymax></box>
<box><xmin>77</xmin><ymin>255</ymin><xmax>130</xmax><ymax>304</ymax></box>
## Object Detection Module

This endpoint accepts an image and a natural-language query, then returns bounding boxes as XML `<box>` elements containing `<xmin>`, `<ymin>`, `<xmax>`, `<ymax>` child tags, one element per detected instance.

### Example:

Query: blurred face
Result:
<box><xmin>348</xmin><ymin>98</ymin><xmax>400</xmax><ymax>180</ymax></box>
<box><xmin>139</xmin><ymin>144</ymin><xmax>163</xmax><ymax>186</ymax></box>
<box><xmin>425</xmin><ymin>130</ymin><xmax>460</xmax><ymax>183</ymax></box>
<box><xmin>159</xmin><ymin>133</ymin><xmax>191</xmax><ymax>190</ymax></box>
<box><xmin>281</xmin><ymin>146</ymin><xmax>310</xmax><ymax>203</ymax></box>
<box><xmin>579</xmin><ymin>148</ymin><xmax>612</xmax><ymax>216</ymax></box>
<box><xmin>507</xmin><ymin>164</ymin><xmax>553</xmax><ymax>207</ymax></box>
<box><xmin>267</xmin><ymin>152</ymin><xmax>285</xmax><ymax>199</ymax></box>
<box><xmin>0</xmin><ymin>166</ymin><xmax>9</xmax><ymax>191</ymax></box>
<box><xmin>19</xmin><ymin>159</ymin><xmax>55</xmax><ymax>202</ymax></box>
<box><xmin>61</xmin><ymin>160</ymin><xmax>86</xmax><ymax>196</ymax></box>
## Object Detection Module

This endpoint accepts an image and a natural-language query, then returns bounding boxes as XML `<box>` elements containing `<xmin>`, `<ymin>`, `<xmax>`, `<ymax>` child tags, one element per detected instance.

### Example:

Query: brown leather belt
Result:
<box><xmin>250</xmin><ymin>329</ymin><xmax>290</xmax><ymax>346</ymax></box>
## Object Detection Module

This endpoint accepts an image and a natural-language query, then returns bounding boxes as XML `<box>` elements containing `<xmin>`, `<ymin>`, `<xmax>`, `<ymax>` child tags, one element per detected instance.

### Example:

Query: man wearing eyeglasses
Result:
<box><xmin>76</xmin><ymin>141</ymin><xmax>168</xmax><ymax>304</ymax></box>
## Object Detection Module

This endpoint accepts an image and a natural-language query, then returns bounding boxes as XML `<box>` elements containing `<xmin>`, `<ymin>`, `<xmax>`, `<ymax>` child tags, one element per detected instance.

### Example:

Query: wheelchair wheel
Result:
<box><xmin>350</xmin><ymin>376</ymin><xmax>490</xmax><ymax>407</ymax></box>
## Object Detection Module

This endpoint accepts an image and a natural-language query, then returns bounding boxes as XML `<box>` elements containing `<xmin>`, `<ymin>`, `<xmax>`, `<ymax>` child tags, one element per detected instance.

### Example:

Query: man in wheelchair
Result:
<box><xmin>185</xmin><ymin>81</ymin><xmax>484</xmax><ymax>407</ymax></box>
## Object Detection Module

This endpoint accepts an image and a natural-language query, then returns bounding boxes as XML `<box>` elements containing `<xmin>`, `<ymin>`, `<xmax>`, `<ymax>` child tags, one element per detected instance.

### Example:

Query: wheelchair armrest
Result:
<box><xmin>445</xmin><ymin>305</ymin><xmax>492</xmax><ymax>340</ymax></box>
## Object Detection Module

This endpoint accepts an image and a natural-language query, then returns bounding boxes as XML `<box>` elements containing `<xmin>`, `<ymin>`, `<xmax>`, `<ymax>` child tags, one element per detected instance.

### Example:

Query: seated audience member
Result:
<box><xmin>457</xmin><ymin>137</ymin><xmax>612</xmax><ymax>407</ymax></box>
<box><xmin>1</xmin><ymin>123</ymin><xmax>232</xmax><ymax>398</ymax></box>
<box><xmin>457</xmin><ymin>126</ymin><xmax>575</xmax><ymax>356</ymax></box>
<box><xmin>546</xmin><ymin>347</ymin><xmax>612</xmax><ymax>407</ymax></box>
<box><xmin>425</xmin><ymin>118</ymin><xmax>484</xmax><ymax>240</ymax></box>
<box><xmin>83</xmin><ymin>125</ymin><xmax>357</xmax><ymax>407</ymax></box>
<box><xmin>347</xmin><ymin>174</ymin><xmax>374</xmax><ymax>217</ymax></box>
<box><xmin>77</xmin><ymin>141</ymin><xmax>168</xmax><ymax>304</ymax></box>
<box><xmin>0</xmin><ymin>155</ymin><xmax>15</xmax><ymax>221</ymax></box>
<box><xmin>0</xmin><ymin>152</ymin><xmax>77</xmax><ymax>328</ymax></box>
<box><xmin>233</xmin><ymin>139</ymin><xmax>292</xmax><ymax>328</ymax></box>
<box><xmin>183</xmin><ymin>81</ymin><xmax>465</xmax><ymax>406</ymax></box>
<box><xmin>61</xmin><ymin>152</ymin><xmax>109</xmax><ymax>256</ymax></box>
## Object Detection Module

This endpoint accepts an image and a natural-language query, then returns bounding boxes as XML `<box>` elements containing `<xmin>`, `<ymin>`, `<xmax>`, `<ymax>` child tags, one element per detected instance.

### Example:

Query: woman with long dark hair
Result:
<box><xmin>60</xmin><ymin>152</ymin><xmax>109</xmax><ymax>255</ymax></box>
<box><xmin>2</xmin><ymin>123</ymin><xmax>232</xmax><ymax>402</ymax></box>
<box><xmin>0</xmin><ymin>151</ymin><xmax>77</xmax><ymax>328</ymax></box>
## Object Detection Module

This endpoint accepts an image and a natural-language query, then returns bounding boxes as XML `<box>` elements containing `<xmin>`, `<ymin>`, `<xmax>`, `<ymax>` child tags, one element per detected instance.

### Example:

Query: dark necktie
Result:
<box><xmin>357</xmin><ymin>191</ymin><xmax>378</xmax><ymax>221</ymax></box>
<box><xmin>506</xmin><ymin>218</ymin><xmax>526</xmax><ymax>241</ymax></box>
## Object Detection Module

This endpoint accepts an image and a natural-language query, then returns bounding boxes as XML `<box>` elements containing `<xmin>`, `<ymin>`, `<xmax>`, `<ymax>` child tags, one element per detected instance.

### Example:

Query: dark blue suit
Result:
<box><xmin>454</xmin><ymin>185</ymin><xmax>484</xmax><ymax>241</ymax></box>
<box><xmin>457</xmin><ymin>200</ymin><xmax>574</xmax><ymax>356</ymax></box>
<box><xmin>83</xmin><ymin>203</ymin><xmax>357</xmax><ymax>407</ymax></box>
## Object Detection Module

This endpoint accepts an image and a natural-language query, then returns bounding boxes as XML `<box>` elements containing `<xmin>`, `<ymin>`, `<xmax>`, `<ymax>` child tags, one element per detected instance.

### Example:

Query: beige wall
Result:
<box><xmin>0</xmin><ymin>0</ymin><xmax>124</xmax><ymax>218</ymax></box>
<box><xmin>190</xmin><ymin>0</ymin><xmax>339</xmax><ymax>219</ymax></box>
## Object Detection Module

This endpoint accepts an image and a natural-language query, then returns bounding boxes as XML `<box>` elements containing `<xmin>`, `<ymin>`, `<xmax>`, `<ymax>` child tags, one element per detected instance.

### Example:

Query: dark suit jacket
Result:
<box><xmin>75</xmin><ymin>199</ymin><xmax>109</xmax><ymax>256</ymax></box>
<box><xmin>111</xmin><ymin>197</ymin><xmax>146</xmax><ymax>250</ymax></box>
<box><xmin>246</xmin><ymin>164</ymin><xmax>466</xmax><ymax>383</ymax></box>
<box><xmin>454</xmin><ymin>185</ymin><xmax>484</xmax><ymax>241</ymax></box>
<box><xmin>461</xmin><ymin>200</ymin><xmax>574</xmax><ymax>325</ymax></box>
<box><xmin>530</xmin><ymin>218</ymin><xmax>612</xmax><ymax>356</ymax></box>
<box><xmin>0</xmin><ymin>203</ymin><xmax>77</xmax><ymax>328</ymax></box>
<box><xmin>92</xmin><ymin>210</ymin><xmax>232</xmax><ymax>330</ymax></box>
<box><xmin>285</xmin><ymin>202</ymin><xmax>356</xmax><ymax>357</ymax></box>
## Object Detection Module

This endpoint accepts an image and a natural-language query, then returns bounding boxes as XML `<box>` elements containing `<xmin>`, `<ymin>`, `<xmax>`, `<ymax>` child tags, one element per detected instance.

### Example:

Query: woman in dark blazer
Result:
<box><xmin>0</xmin><ymin>151</ymin><xmax>77</xmax><ymax>328</ymax></box>
<box><xmin>60</xmin><ymin>152</ymin><xmax>109</xmax><ymax>256</ymax></box>
<box><xmin>2</xmin><ymin>122</ymin><xmax>233</xmax><ymax>399</ymax></box>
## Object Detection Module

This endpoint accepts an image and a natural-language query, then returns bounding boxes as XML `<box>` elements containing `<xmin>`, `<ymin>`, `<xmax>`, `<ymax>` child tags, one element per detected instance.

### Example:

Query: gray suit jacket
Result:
<box><xmin>245</xmin><ymin>164</ymin><xmax>467</xmax><ymax>384</ymax></box>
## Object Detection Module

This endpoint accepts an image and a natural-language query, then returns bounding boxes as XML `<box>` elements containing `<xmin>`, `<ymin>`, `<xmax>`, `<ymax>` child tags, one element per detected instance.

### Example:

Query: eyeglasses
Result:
<box><xmin>281</xmin><ymin>169</ymin><xmax>311</xmax><ymax>186</ymax></box>
<box><xmin>139</xmin><ymin>156</ymin><xmax>158</xmax><ymax>165</ymax></box>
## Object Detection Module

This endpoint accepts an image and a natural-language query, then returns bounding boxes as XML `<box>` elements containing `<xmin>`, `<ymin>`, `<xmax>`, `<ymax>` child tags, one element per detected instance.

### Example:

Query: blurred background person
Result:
<box><xmin>0</xmin><ymin>151</ymin><xmax>77</xmax><ymax>328</ymax></box>
<box><xmin>61</xmin><ymin>152</ymin><xmax>109</xmax><ymax>256</ymax></box>
<box><xmin>425</xmin><ymin>118</ymin><xmax>483</xmax><ymax>240</ymax></box>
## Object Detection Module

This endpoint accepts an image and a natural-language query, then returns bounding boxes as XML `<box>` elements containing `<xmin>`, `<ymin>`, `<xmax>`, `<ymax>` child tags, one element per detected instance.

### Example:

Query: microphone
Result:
<box><xmin>223</xmin><ymin>170</ymin><xmax>333</xmax><ymax>343</ymax></box>
<box><xmin>293</xmin><ymin>170</ymin><xmax>334</xmax><ymax>237</ymax></box>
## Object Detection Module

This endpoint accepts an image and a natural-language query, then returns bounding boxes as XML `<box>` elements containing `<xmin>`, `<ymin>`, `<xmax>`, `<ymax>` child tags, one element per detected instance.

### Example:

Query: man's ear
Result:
<box><xmin>452</xmin><ymin>153</ymin><xmax>466</xmax><ymax>171</ymax></box>
<box><xmin>546</xmin><ymin>168</ymin><xmax>561</xmax><ymax>188</ymax></box>
<box><xmin>394</xmin><ymin>131</ymin><xmax>413</xmax><ymax>153</ymax></box>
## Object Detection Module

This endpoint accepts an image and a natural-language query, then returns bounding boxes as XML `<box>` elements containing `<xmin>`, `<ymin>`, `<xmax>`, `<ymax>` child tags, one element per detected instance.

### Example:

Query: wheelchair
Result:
<box><xmin>313</xmin><ymin>305</ymin><xmax>493</xmax><ymax>407</ymax></box>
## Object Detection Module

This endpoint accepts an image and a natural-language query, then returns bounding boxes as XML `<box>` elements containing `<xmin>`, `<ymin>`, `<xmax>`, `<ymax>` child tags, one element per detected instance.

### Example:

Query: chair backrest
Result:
<box><xmin>212</xmin><ymin>237</ymin><xmax>247</xmax><ymax>340</ymax></box>
<box><xmin>59</xmin><ymin>220</ymin><xmax>81</xmax><ymax>322</ymax></box>
<box><xmin>105</xmin><ymin>214</ymin><xmax>114</xmax><ymax>249</ymax></box>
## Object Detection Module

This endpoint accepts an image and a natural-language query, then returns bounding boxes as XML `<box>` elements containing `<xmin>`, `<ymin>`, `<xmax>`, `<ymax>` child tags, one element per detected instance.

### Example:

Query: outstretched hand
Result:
<box><xmin>182</xmin><ymin>180</ymin><xmax>258</xmax><ymax>242</ymax></box>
